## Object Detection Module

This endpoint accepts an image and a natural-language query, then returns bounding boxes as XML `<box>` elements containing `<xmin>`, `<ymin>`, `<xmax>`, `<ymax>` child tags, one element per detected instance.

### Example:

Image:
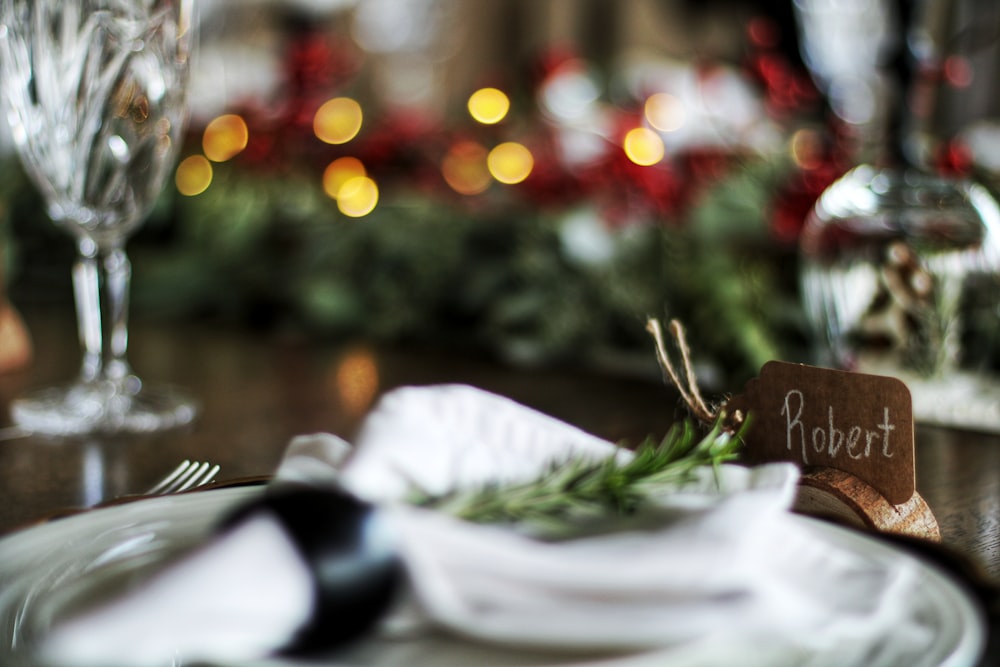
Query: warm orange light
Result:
<box><xmin>175</xmin><ymin>155</ymin><xmax>213</xmax><ymax>196</ymax></box>
<box><xmin>202</xmin><ymin>114</ymin><xmax>249</xmax><ymax>162</ymax></box>
<box><xmin>337</xmin><ymin>176</ymin><xmax>379</xmax><ymax>217</ymax></box>
<box><xmin>468</xmin><ymin>87</ymin><xmax>510</xmax><ymax>125</ymax></box>
<box><xmin>332</xmin><ymin>346</ymin><xmax>380</xmax><ymax>417</ymax></box>
<box><xmin>487</xmin><ymin>142</ymin><xmax>533</xmax><ymax>184</ymax></box>
<box><xmin>442</xmin><ymin>141</ymin><xmax>491</xmax><ymax>195</ymax></box>
<box><xmin>322</xmin><ymin>157</ymin><xmax>367</xmax><ymax>199</ymax></box>
<box><xmin>623</xmin><ymin>127</ymin><xmax>664</xmax><ymax>166</ymax></box>
<box><xmin>314</xmin><ymin>97</ymin><xmax>363</xmax><ymax>145</ymax></box>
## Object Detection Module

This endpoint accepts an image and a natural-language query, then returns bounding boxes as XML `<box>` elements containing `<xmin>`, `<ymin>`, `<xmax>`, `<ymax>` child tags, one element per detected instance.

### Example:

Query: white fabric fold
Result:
<box><xmin>40</xmin><ymin>383</ymin><xmax>942</xmax><ymax>666</ymax></box>
<box><xmin>41</xmin><ymin>514</ymin><xmax>314</xmax><ymax>667</ymax></box>
<box><xmin>327</xmin><ymin>384</ymin><xmax>630</xmax><ymax>503</ymax></box>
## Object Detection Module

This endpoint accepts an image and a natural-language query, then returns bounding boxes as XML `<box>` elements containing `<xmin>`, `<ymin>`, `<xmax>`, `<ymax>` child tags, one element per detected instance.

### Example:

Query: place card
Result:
<box><xmin>726</xmin><ymin>361</ymin><xmax>940</xmax><ymax>540</ymax></box>
<box><xmin>727</xmin><ymin>361</ymin><xmax>939</xmax><ymax>539</ymax></box>
<box><xmin>728</xmin><ymin>360</ymin><xmax>914</xmax><ymax>506</ymax></box>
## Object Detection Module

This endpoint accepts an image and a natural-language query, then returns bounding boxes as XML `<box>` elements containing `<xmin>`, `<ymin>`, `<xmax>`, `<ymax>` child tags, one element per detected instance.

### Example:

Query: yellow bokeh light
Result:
<box><xmin>468</xmin><ymin>87</ymin><xmax>510</xmax><ymax>125</ymax></box>
<box><xmin>202</xmin><ymin>114</ymin><xmax>249</xmax><ymax>162</ymax></box>
<box><xmin>442</xmin><ymin>141</ymin><xmax>491</xmax><ymax>195</ymax></box>
<box><xmin>623</xmin><ymin>127</ymin><xmax>664</xmax><ymax>166</ymax></box>
<box><xmin>175</xmin><ymin>154</ymin><xmax>213</xmax><ymax>196</ymax></box>
<box><xmin>323</xmin><ymin>157</ymin><xmax>367</xmax><ymax>199</ymax></box>
<box><xmin>337</xmin><ymin>176</ymin><xmax>379</xmax><ymax>217</ymax></box>
<box><xmin>644</xmin><ymin>93</ymin><xmax>685</xmax><ymax>132</ymax></box>
<box><xmin>331</xmin><ymin>346</ymin><xmax>380</xmax><ymax>417</ymax></box>
<box><xmin>314</xmin><ymin>97</ymin><xmax>363</xmax><ymax>145</ymax></box>
<box><xmin>487</xmin><ymin>142</ymin><xmax>533</xmax><ymax>184</ymax></box>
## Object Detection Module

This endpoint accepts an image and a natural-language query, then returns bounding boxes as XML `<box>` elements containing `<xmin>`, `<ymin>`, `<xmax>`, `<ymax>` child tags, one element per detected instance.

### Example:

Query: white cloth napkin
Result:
<box><xmin>41</xmin><ymin>384</ymin><xmax>939</xmax><ymax>667</ymax></box>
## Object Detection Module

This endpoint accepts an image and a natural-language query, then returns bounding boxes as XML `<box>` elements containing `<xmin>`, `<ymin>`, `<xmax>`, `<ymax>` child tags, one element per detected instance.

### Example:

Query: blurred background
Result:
<box><xmin>4</xmin><ymin>0</ymin><xmax>1000</xmax><ymax>391</ymax></box>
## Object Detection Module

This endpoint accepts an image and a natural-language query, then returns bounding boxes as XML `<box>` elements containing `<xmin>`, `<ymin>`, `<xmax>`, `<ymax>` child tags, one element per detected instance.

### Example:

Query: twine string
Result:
<box><xmin>646</xmin><ymin>317</ymin><xmax>717</xmax><ymax>425</ymax></box>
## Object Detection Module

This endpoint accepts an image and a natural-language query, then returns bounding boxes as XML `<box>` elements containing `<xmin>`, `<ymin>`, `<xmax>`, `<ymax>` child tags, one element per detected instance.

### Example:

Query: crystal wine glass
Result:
<box><xmin>0</xmin><ymin>0</ymin><xmax>198</xmax><ymax>435</ymax></box>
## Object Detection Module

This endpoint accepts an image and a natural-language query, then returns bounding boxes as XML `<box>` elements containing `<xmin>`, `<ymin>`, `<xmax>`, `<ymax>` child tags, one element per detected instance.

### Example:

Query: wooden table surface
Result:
<box><xmin>0</xmin><ymin>309</ymin><xmax>685</xmax><ymax>535</ymax></box>
<box><xmin>1</xmin><ymin>307</ymin><xmax>998</xmax><ymax>662</ymax></box>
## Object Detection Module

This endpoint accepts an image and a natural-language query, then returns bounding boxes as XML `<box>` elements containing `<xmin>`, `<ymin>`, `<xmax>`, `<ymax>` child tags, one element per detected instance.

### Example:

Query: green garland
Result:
<box><xmin>1</xmin><ymin>153</ymin><xmax>808</xmax><ymax>388</ymax></box>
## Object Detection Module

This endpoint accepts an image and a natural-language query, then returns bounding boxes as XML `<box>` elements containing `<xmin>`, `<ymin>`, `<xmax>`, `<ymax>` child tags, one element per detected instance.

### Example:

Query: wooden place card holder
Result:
<box><xmin>728</xmin><ymin>361</ymin><xmax>940</xmax><ymax>541</ymax></box>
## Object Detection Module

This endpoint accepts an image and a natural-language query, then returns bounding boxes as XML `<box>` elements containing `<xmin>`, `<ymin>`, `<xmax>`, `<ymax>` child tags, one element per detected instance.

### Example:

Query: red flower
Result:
<box><xmin>771</xmin><ymin>160</ymin><xmax>842</xmax><ymax>244</ymax></box>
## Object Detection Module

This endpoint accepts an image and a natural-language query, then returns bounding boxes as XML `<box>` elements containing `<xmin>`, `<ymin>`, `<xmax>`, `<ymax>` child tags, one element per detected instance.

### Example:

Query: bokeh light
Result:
<box><xmin>314</xmin><ymin>97</ymin><xmax>363</xmax><ymax>145</ymax></box>
<box><xmin>337</xmin><ymin>176</ymin><xmax>379</xmax><ymax>217</ymax></box>
<box><xmin>789</xmin><ymin>128</ymin><xmax>823</xmax><ymax>169</ymax></box>
<box><xmin>644</xmin><ymin>93</ymin><xmax>685</xmax><ymax>132</ymax></box>
<box><xmin>442</xmin><ymin>141</ymin><xmax>491</xmax><ymax>195</ymax></box>
<box><xmin>202</xmin><ymin>114</ymin><xmax>249</xmax><ymax>162</ymax></box>
<box><xmin>331</xmin><ymin>346</ymin><xmax>379</xmax><ymax>417</ymax></box>
<box><xmin>623</xmin><ymin>127</ymin><xmax>664</xmax><ymax>166</ymax></box>
<box><xmin>944</xmin><ymin>55</ymin><xmax>973</xmax><ymax>88</ymax></box>
<box><xmin>540</xmin><ymin>60</ymin><xmax>601</xmax><ymax>121</ymax></box>
<box><xmin>323</xmin><ymin>157</ymin><xmax>367</xmax><ymax>199</ymax></box>
<box><xmin>468</xmin><ymin>87</ymin><xmax>510</xmax><ymax>125</ymax></box>
<box><xmin>175</xmin><ymin>155</ymin><xmax>213</xmax><ymax>196</ymax></box>
<box><xmin>487</xmin><ymin>142</ymin><xmax>533</xmax><ymax>184</ymax></box>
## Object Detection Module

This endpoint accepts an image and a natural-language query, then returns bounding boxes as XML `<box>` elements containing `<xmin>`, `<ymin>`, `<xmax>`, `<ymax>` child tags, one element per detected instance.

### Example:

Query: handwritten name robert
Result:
<box><xmin>781</xmin><ymin>389</ymin><xmax>895</xmax><ymax>465</ymax></box>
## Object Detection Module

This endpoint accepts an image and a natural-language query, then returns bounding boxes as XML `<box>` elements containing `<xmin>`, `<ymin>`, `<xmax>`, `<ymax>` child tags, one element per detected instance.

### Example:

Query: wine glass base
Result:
<box><xmin>11</xmin><ymin>380</ymin><xmax>198</xmax><ymax>437</ymax></box>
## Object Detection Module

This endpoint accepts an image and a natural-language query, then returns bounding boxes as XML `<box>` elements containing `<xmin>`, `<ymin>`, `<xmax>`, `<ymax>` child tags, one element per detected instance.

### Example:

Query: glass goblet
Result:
<box><xmin>800</xmin><ymin>165</ymin><xmax>1000</xmax><ymax>431</ymax></box>
<box><xmin>0</xmin><ymin>0</ymin><xmax>198</xmax><ymax>435</ymax></box>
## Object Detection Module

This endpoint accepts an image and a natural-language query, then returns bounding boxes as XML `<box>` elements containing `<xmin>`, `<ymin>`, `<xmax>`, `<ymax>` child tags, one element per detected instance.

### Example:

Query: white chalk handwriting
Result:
<box><xmin>781</xmin><ymin>389</ymin><xmax>895</xmax><ymax>465</ymax></box>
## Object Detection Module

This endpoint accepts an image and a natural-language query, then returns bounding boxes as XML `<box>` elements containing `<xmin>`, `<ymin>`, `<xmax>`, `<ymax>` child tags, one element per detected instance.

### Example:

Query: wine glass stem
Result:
<box><xmin>73</xmin><ymin>238</ymin><xmax>133</xmax><ymax>385</ymax></box>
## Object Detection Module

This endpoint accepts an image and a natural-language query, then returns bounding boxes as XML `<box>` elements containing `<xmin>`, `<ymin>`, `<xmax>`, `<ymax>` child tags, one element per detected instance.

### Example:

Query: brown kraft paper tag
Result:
<box><xmin>728</xmin><ymin>360</ymin><xmax>915</xmax><ymax>506</ymax></box>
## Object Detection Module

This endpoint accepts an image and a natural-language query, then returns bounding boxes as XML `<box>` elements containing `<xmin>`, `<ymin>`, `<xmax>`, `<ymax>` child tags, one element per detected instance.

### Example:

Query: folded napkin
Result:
<box><xmin>40</xmin><ymin>384</ymin><xmax>940</xmax><ymax>667</ymax></box>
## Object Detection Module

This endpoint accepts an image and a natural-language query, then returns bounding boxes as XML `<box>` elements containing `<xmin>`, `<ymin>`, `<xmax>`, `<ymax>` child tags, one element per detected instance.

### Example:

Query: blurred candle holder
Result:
<box><xmin>800</xmin><ymin>164</ymin><xmax>1000</xmax><ymax>431</ymax></box>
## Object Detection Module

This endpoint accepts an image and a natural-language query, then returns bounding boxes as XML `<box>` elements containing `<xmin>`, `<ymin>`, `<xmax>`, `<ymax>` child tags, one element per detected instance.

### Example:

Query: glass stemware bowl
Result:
<box><xmin>801</xmin><ymin>165</ymin><xmax>1000</xmax><ymax>375</ymax></box>
<box><xmin>800</xmin><ymin>165</ymin><xmax>1000</xmax><ymax>430</ymax></box>
<box><xmin>0</xmin><ymin>0</ymin><xmax>198</xmax><ymax>435</ymax></box>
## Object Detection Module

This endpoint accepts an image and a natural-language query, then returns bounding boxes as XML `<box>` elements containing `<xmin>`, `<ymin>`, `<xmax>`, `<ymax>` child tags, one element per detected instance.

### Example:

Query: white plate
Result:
<box><xmin>0</xmin><ymin>487</ymin><xmax>986</xmax><ymax>667</ymax></box>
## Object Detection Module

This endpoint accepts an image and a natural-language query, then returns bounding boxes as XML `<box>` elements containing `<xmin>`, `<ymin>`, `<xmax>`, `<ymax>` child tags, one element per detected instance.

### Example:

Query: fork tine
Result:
<box><xmin>174</xmin><ymin>462</ymin><xmax>219</xmax><ymax>493</ymax></box>
<box><xmin>165</xmin><ymin>462</ymin><xmax>202</xmax><ymax>494</ymax></box>
<box><xmin>145</xmin><ymin>460</ymin><xmax>193</xmax><ymax>495</ymax></box>
<box><xmin>201</xmin><ymin>463</ymin><xmax>221</xmax><ymax>486</ymax></box>
<box><xmin>145</xmin><ymin>461</ymin><xmax>221</xmax><ymax>496</ymax></box>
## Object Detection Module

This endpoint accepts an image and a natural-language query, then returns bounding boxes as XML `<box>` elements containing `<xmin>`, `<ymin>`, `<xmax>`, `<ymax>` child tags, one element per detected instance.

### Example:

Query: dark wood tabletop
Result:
<box><xmin>0</xmin><ymin>308</ymin><xmax>684</xmax><ymax>533</ymax></box>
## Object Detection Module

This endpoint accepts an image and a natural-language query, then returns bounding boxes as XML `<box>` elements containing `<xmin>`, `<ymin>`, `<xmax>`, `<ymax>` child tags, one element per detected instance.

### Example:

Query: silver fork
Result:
<box><xmin>39</xmin><ymin>461</ymin><xmax>222</xmax><ymax>523</ymax></box>
<box><xmin>145</xmin><ymin>460</ymin><xmax>221</xmax><ymax>495</ymax></box>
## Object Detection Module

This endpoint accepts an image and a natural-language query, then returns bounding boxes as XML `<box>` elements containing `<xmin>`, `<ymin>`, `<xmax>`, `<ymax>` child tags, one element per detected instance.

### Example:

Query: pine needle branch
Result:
<box><xmin>412</xmin><ymin>414</ymin><xmax>745</xmax><ymax>532</ymax></box>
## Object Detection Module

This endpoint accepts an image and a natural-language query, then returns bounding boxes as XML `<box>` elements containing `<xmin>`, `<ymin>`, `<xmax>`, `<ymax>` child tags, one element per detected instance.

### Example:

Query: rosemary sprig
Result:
<box><xmin>413</xmin><ymin>415</ymin><xmax>744</xmax><ymax>533</ymax></box>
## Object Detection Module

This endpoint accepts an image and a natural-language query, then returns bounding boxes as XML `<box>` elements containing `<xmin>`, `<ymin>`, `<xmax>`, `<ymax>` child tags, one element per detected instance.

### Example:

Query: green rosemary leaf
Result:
<box><xmin>412</xmin><ymin>414</ymin><xmax>745</xmax><ymax>533</ymax></box>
